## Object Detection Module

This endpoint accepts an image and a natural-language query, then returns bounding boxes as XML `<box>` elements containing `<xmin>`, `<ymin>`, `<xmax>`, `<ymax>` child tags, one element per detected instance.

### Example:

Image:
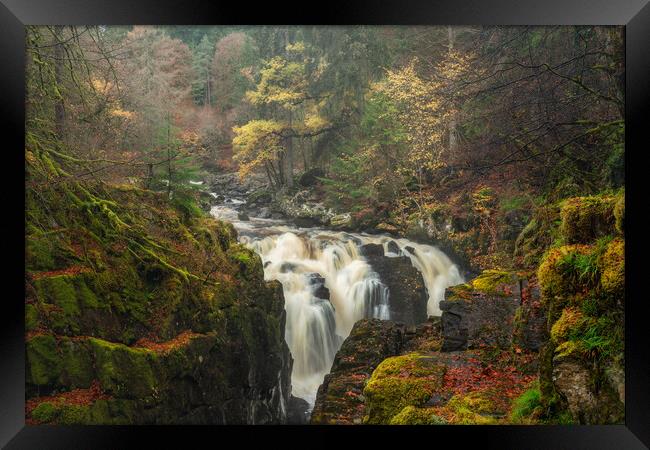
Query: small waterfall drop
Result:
<box><xmin>211</xmin><ymin>200</ymin><xmax>463</xmax><ymax>406</ymax></box>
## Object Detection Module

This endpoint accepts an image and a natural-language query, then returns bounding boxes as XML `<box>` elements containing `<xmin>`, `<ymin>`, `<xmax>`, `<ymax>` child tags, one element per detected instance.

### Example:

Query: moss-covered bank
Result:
<box><xmin>25</xmin><ymin>166</ymin><xmax>292</xmax><ymax>424</ymax></box>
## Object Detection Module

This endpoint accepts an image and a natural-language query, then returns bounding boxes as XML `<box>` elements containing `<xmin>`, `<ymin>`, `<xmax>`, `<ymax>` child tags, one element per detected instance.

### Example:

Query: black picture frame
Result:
<box><xmin>1</xmin><ymin>1</ymin><xmax>648</xmax><ymax>448</ymax></box>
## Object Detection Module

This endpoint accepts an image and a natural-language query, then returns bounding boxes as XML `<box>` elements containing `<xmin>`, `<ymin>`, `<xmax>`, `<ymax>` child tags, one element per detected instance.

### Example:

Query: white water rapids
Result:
<box><xmin>210</xmin><ymin>199</ymin><xmax>463</xmax><ymax>406</ymax></box>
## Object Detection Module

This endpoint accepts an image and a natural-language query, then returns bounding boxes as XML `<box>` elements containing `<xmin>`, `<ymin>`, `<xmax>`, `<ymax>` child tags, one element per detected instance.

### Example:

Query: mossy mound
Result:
<box><xmin>537</xmin><ymin>196</ymin><xmax>624</xmax><ymax>424</ymax></box>
<box><xmin>537</xmin><ymin>244</ymin><xmax>594</xmax><ymax>303</ymax></box>
<box><xmin>446</xmin><ymin>269</ymin><xmax>521</xmax><ymax>301</ymax></box>
<box><xmin>389</xmin><ymin>405</ymin><xmax>447</xmax><ymax>425</ymax></box>
<box><xmin>442</xmin><ymin>391</ymin><xmax>499</xmax><ymax>425</ymax></box>
<box><xmin>559</xmin><ymin>195</ymin><xmax>616</xmax><ymax>244</ymax></box>
<box><xmin>599</xmin><ymin>238</ymin><xmax>624</xmax><ymax>298</ymax></box>
<box><xmin>550</xmin><ymin>307</ymin><xmax>588</xmax><ymax>343</ymax></box>
<box><xmin>25</xmin><ymin>178</ymin><xmax>292</xmax><ymax>424</ymax></box>
<box><xmin>613</xmin><ymin>193</ymin><xmax>624</xmax><ymax>234</ymax></box>
<box><xmin>363</xmin><ymin>353</ymin><xmax>446</xmax><ymax>424</ymax></box>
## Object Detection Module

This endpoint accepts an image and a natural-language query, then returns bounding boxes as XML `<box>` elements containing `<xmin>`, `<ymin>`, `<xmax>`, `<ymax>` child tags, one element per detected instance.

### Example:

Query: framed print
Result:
<box><xmin>1</xmin><ymin>0</ymin><xmax>648</xmax><ymax>448</ymax></box>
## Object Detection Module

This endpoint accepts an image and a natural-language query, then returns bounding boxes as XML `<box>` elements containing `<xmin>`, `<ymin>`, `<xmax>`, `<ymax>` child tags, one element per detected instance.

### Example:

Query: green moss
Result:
<box><xmin>446</xmin><ymin>270</ymin><xmax>519</xmax><ymax>300</ymax></box>
<box><xmin>25</xmin><ymin>304</ymin><xmax>40</xmax><ymax>331</ymax></box>
<box><xmin>559</xmin><ymin>196</ymin><xmax>616</xmax><ymax>244</ymax></box>
<box><xmin>26</xmin><ymin>334</ymin><xmax>62</xmax><ymax>386</ymax></box>
<box><xmin>60</xmin><ymin>338</ymin><xmax>94</xmax><ymax>388</ymax></box>
<box><xmin>550</xmin><ymin>307</ymin><xmax>588</xmax><ymax>343</ymax></box>
<box><xmin>35</xmin><ymin>275</ymin><xmax>80</xmax><ymax>317</ymax></box>
<box><xmin>599</xmin><ymin>238</ymin><xmax>624</xmax><ymax>298</ymax></box>
<box><xmin>227</xmin><ymin>244</ymin><xmax>263</xmax><ymax>281</ymax></box>
<box><xmin>25</xmin><ymin>235</ymin><xmax>57</xmax><ymax>271</ymax></box>
<box><xmin>389</xmin><ymin>406</ymin><xmax>447</xmax><ymax>425</ymax></box>
<box><xmin>613</xmin><ymin>192</ymin><xmax>624</xmax><ymax>235</ymax></box>
<box><xmin>470</xmin><ymin>270</ymin><xmax>518</xmax><ymax>296</ymax></box>
<box><xmin>554</xmin><ymin>340</ymin><xmax>584</xmax><ymax>358</ymax></box>
<box><xmin>445</xmin><ymin>282</ymin><xmax>474</xmax><ymax>301</ymax></box>
<box><xmin>31</xmin><ymin>398</ymin><xmax>117</xmax><ymax>425</ymax></box>
<box><xmin>538</xmin><ymin>244</ymin><xmax>594</xmax><ymax>301</ymax></box>
<box><xmin>552</xmin><ymin>312</ymin><xmax>623</xmax><ymax>362</ymax></box>
<box><xmin>31</xmin><ymin>401</ymin><xmax>59</xmax><ymax>423</ymax></box>
<box><xmin>445</xmin><ymin>391</ymin><xmax>498</xmax><ymax>424</ymax></box>
<box><xmin>514</xmin><ymin>205</ymin><xmax>562</xmax><ymax>268</ymax></box>
<box><xmin>75</xmin><ymin>276</ymin><xmax>100</xmax><ymax>308</ymax></box>
<box><xmin>363</xmin><ymin>353</ymin><xmax>445</xmax><ymax>424</ymax></box>
<box><xmin>90</xmin><ymin>338</ymin><xmax>158</xmax><ymax>399</ymax></box>
<box><xmin>509</xmin><ymin>381</ymin><xmax>542</xmax><ymax>423</ymax></box>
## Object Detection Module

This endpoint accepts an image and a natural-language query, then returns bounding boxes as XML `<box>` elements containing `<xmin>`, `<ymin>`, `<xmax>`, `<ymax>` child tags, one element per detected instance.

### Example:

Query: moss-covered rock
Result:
<box><xmin>559</xmin><ymin>196</ymin><xmax>616</xmax><ymax>244</ymax></box>
<box><xmin>26</xmin><ymin>334</ymin><xmax>62</xmax><ymax>387</ymax></box>
<box><xmin>599</xmin><ymin>238</ymin><xmax>624</xmax><ymax>299</ymax></box>
<box><xmin>25</xmin><ymin>182</ymin><xmax>293</xmax><ymax>424</ymax></box>
<box><xmin>550</xmin><ymin>307</ymin><xmax>587</xmax><ymax>344</ymax></box>
<box><xmin>443</xmin><ymin>391</ymin><xmax>499</xmax><ymax>425</ymax></box>
<box><xmin>90</xmin><ymin>338</ymin><xmax>158</xmax><ymax>399</ymax></box>
<box><xmin>537</xmin><ymin>244</ymin><xmax>594</xmax><ymax>308</ymax></box>
<box><xmin>389</xmin><ymin>405</ymin><xmax>447</xmax><ymax>425</ymax></box>
<box><xmin>363</xmin><ymin>353</ymin><xmax>446</xmax><ymax>424</ymax></box>
<box><xmin>613</xmin><ymin>192</ymin><xmax>624</xmax><ymax>235</ymax></box>
<box><xmin>25</xmin><ymin>304</ymin><xmax>40</xmax><ymax>331</ymax></box>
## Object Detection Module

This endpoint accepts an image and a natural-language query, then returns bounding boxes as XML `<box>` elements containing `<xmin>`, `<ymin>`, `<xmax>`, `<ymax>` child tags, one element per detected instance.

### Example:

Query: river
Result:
<box><xmin>210</xmin><ymin>197</ymin><xmax>464</xmax><ymax>407</ymax></box>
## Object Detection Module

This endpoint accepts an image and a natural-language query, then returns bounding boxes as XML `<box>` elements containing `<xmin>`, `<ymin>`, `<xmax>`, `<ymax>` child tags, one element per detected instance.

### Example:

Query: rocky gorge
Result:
<box><xmin>25</xmin><ymin>167</ymin><xmax>625</xmax><ymax>426</ymax></box>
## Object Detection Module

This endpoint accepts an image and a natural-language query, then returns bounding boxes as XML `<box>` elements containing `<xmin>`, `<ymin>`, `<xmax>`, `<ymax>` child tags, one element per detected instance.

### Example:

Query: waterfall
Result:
<box><xmin>212</xmin><ymin>200</ymin><xmax>463</xmax><ymax>406</ymax></box>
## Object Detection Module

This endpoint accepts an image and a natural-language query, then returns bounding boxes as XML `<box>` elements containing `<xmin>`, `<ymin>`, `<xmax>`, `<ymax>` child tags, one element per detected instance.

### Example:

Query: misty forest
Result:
<box><xmin>25</xmin><ymin>25</ymin><xmax>625</xmax><ymax>425</ymax></box>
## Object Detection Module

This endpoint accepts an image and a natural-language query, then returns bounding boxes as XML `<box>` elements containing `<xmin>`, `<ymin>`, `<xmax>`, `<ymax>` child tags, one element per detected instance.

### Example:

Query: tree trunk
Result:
<box><xmin>167</xmin><ymin>112</ymin><xmax>172</xmax><ymax>199</ymax></box>
<box><xmin>447</xmin><ymin>26</ymin><xmax>457</xmax><ymax>162</ymax></box>
<box><xmin>285</xmin><ymin>110</ymin><xmax>294</xmax><ymax>187</ymax></box>
<box><xmin>54</xmin><ymin>25</ymin><xmax>65</xmax><ymax>140</ymax></box>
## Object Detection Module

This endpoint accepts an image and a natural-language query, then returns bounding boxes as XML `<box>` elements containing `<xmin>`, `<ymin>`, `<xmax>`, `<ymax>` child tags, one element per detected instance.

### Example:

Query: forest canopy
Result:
<box><xmin>26</xmin><ymin>25</ymin><xmax>624</xmax><ymax>219</ymax></box>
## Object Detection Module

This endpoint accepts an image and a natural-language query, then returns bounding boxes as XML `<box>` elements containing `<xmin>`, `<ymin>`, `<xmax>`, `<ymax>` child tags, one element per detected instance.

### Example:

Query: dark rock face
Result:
<box><xmin>310</xmin><ymin>319</ymin><xmax>406</xmax><ymax>424</ymax></box>
<box><xmin>360</xmin><ymin>244</ymin><xmax>428</xmax><ymax>326</ymax></box>
<box><xmin>551</xmin><ymin>356</ymin><xmax>624</xmax><ymax>424</ymax></box>
<box><xmin>439</xmin><ymin>295</ymin><xmax>520</xmax><ymax>351</ymax></box>
<box><xmin>360</xmin><ymin>243</ymin><xmax>384</xmax><ymax>257</ymax></box>
<box><xmin>286</xmin><ymin>396</ymin><xmax>310</xmax><ymax>425</ymax></box>
<box><xmin>386</xmin><ymin>240</ymin><xmax>401</xmax><ymax>255</ymax></box>
<box><xmin>439</xmin><ymin>272</ymin><xmax>547</xmax><ymax>352</ymax></box>
<box><xmin>308</xmin><ymin>273</ymin><xmax>330</xmax><ymax>301</ymax></box>
<box><xmin>310</xmin><ymin>318</ymin><xmax>442</xmax><ymax>424</ymax></box>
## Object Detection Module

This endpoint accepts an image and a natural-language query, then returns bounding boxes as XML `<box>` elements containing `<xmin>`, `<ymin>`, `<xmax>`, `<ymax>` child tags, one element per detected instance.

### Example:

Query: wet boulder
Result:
<box><xmin>386</xmin><ymin>240</ymin><xmax>401</xmax><ymax>255</ymax></box>
<box><xmin>361</xmin><ymin>245</ymin><xmax>428</xmax><ymax>325</ymax></box>
<box><xmin>440</xmin><ymin>270</ymin><xmax>546</xmax><ymax>351</ymax></box>
<box><xmin>360</xmin><ymin>243</ymin><xmax>384</xmax><ymax>257</ymax></box>
<box><xmin>310</xmin><ymin>319</ymin><xmax>407</xmax><ymax>424</ymax></box>
<box><xmin>307</xmin><ymin>273</ymin><xmax>330</xmax><ymax>302</ymax></box>
<box><xmin>330</xmin><ymin>213</ymin><xmax>352</xmax><ymax>229</ymax></box>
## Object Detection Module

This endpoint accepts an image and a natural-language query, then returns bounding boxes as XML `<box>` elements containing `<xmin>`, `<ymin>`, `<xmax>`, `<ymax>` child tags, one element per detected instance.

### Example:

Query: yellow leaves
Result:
<box><xmin>91</xmin><ymin>78</ymin><xmax>113</xmax><ymax>95</ymax></box>
<box><xmin>232</xmin><ymin>119</ymin><xmax>286</xmax><ymax>178</ymax></box>
<box><xmin>373</xmin><ymin>52</ymin><xmax>470</xmax><ymax>171</ymax></box>
<box><xmin>110</xmin><ymin>108</ymin><xmax>135</xmax><ymax>120</ymax></box>
<box><xmin>286</xmin><ymin>41</ymin><xmax>306</xmax><ymax>54</ymax></box>
<box><xmin>303</xmin><ymin>110</ymin><xmax>329</xmax><ymax>132</ymax></box>
<box><xmin>245</xmin><ymin>56</ymin><xmax>308</xmax><ymax>108</ymax></box>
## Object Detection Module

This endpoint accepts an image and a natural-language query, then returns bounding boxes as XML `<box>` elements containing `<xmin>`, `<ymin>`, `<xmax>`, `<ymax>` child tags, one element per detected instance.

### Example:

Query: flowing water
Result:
<box><xmin>210</xmin><ymin>198</ymin><xmax>464</xmax><ymax>406</ymax></box>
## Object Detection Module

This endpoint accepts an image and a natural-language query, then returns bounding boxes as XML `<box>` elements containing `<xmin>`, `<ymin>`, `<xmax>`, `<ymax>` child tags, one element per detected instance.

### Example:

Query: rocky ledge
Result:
<box><xmin>25</xmin><ymin>183</ymin><xmax>293</xmax><ymax>424</ymax></box>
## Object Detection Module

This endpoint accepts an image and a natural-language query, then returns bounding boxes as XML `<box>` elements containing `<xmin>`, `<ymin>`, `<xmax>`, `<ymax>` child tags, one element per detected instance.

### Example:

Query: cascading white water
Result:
<box><xmin>210</xmin><ymin>199</ymin><xmax>463</xmax><ymax>406</ymax></box>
